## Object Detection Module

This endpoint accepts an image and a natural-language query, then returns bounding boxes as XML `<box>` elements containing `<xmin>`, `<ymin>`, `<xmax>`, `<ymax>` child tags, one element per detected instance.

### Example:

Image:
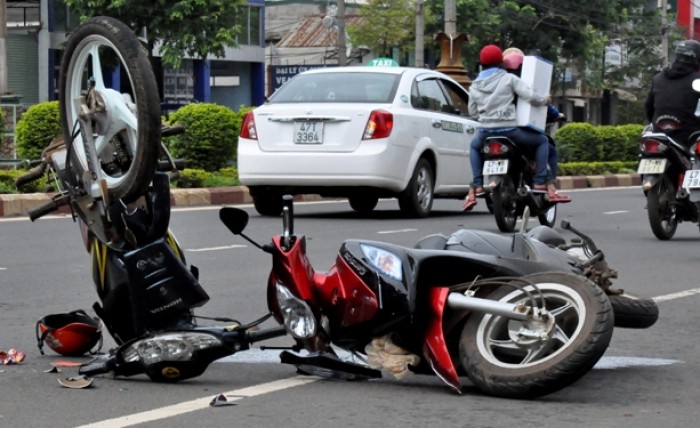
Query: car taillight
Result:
<box><xmin>240</xmin><ymin>111</ymin><xmax>257</xmax><ymax>140</ymax></box>
<box><xmin>483</xmin><ymin>141</ymin><xmax>509</xmax><ymax>155</ymax></box>
<box><xmin>640</xmin><ymin>139</ymin><xmax>667</xmax><ymax>154</ymax></box>
<box><xmin>363</xmin><ymin>110</ymin><xmax>393</xmax><ymax>140</ymax></box>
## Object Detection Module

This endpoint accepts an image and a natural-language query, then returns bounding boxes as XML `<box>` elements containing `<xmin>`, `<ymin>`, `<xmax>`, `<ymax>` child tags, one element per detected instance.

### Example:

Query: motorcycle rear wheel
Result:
<box><xmin>491</xmin><ymin>176</ymin><xmax>518</xmax><ymax>232</ymax></box>
<box><xmin>646</xmin><ymin>176</ymin><xmax>678</xmax><ymax>240</ymax></box>
<box><xmin>537</xmin><ymin>203</ymin><xmax>557</xmax><ymax>228</ymax></box>
<box><xmin>59</xmin><ymin>16</ymin><xmax>161</xmax><ymax>204</ymax></box>
<box><xmin>459</xmin><ymin>272</ymin><xmax>613</xmax><ymax>398</ymax></box>
<box><xmin>608</xmin><ymin>293</ymin><xmax>659</xmax><ymax>329</ymax></box>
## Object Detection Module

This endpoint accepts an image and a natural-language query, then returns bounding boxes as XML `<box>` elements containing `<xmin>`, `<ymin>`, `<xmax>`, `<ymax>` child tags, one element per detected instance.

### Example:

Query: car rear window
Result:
<box><xmin>269</xmin><ymin>72</ymin><xmax>400</xmax><ymax>103</ymax></box>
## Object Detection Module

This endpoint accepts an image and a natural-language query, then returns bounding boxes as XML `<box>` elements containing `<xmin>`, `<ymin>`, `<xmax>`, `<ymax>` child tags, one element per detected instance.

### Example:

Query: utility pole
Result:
<box><xmin>336</xmin><ymin>0</ymin><xmax>346</xmax><ymax>66</ymax></box>
<box><xmin>660</xmin><ymin>0</ymin><xmax>669</xmax><ymax>68</ymax></box>
<box><xmin>415</xmin><ymin>0</ymin><xmax>424</xmax><ymax>68</ymax></box>
<box><xmin>0</xmin><ymin>0</ymin><xmax>8</xmax><ymax>94</ymax></box>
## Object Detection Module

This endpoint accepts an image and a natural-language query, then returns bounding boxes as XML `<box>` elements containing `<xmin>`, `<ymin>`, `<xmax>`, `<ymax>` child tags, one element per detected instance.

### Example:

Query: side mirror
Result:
<box><xmin>693</xmin><ymin>79</ymin><xmax>700</xmax><ymax>93</ymax></box>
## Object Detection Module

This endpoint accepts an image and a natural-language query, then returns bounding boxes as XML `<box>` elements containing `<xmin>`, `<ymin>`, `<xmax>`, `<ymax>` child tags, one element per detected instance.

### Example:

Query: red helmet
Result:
<box><xmin>36</xmin><ymin>310</ymin><xmax>102</xmax><ymax>356</ymax></box>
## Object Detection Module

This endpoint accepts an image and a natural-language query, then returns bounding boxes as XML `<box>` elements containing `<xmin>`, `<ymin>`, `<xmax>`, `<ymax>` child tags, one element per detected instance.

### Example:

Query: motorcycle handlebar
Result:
<box><xmin>14</xmin><ymin>163</ymin><xmax>47</xmax><ymax>187</ymax></box>
<box><xmin>560</xmin><ymin>220</ymin><xmax>599</xmax><ymax>253</ymax></box>
<box><xmin>157</xmin><ymin>159</ymin><xmax>185</xmax><ymax>171</ymax></box>
<box><xmin>27</xmin><ymin>194</ymin><xmax>71</xmax><ymax>221</ymax></box>
<box><xmin>162</xmin><ymin>123</ymin><xmax>185</xmax><ymax>137</ymax></box>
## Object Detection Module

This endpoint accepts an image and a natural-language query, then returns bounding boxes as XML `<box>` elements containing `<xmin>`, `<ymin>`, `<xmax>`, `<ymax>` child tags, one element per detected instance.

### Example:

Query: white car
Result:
<box><xmin>238</xmin><ymin>66</ymin><xmax>478</xmax><ymax>217</ymax></box>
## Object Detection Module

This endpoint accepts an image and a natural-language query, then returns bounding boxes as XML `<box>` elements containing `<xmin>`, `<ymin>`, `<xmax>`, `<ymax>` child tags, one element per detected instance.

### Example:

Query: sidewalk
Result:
<box><xmin>0</xmin><ymin>174</ymin><xmax>642</xmax><ymax>218</ymax></box>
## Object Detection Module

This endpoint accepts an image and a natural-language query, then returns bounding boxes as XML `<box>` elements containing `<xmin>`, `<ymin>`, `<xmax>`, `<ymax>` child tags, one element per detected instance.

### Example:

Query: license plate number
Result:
<box><xmin>294</xmin><ymin>121</ymin><xmax>323</xmax><ymax>144</ymax></box>
<box><xmin>683</xmin><ymin>170</ymin><xmax>700</xmax><ymax>188</ymax></box>
<box><xmin>483</xmin><ymin>159</ymin><xmax>509</xmax><ymax>175</ymax></box>
<box><xmin>637</xmin><ymin>158</ymin><xmax>666</xmax><ymax>174</ymax></box>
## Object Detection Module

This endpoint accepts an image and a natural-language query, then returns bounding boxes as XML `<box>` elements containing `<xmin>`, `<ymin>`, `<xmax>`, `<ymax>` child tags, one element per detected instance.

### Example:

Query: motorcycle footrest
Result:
<box><xmin>280</xmin><ymin>350</ymin><xmax>381</xmax><ymax>380</ymax></box>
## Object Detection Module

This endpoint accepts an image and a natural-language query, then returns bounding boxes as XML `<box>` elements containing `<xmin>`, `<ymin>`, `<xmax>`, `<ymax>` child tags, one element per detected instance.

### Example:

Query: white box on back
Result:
<box><xmin>516</xmin><ymin>56</ymin><xmax>553</xmax><ymax>132</ymax></box>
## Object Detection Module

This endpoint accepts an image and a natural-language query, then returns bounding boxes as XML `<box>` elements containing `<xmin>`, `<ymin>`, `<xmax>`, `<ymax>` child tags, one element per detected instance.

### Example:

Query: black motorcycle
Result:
<box><xmin>637</xmin><ymin>118</ymin><xmax>700</xmax><ymax>240</ymax></box>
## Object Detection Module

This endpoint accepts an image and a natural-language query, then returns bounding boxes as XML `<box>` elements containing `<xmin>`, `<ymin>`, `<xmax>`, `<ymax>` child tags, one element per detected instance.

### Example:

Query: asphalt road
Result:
<box><xmin>1</xmin><ymin>187</ymin><xmax>698</xmax><ymax>428</ymax></box>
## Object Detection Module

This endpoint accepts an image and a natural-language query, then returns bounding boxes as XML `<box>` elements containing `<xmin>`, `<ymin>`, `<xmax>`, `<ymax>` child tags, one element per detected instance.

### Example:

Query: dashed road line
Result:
<box><xmin>185</xmin><ymin>244</ymin><xmax>247</xmax><ymax>252</ymax></box>
<box><xmin>653</xmin><ymin>287</ymin><xmax>700</xmax><ymax>302</ymax></box>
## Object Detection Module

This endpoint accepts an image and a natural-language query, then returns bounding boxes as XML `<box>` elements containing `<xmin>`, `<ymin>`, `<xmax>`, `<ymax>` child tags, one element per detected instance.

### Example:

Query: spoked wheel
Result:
<box><xmin>398</xmin><ymin>158</ymin><xmax>434</xmax><ymax>218</ymax></box>
<box><xmin>59</xmin><ymin>16</ymin><xmax>161</xmax><ymax>204</ymax></box>
<box><xmin>460</xmin><ymin>272</ymin><xmax>614</xmax><ymax>398</ymax></box>
<box><xmin>646</xmin><ymin>176</ymin><xmax>678</xmax><ymax>240</ymax></box>
<box><xmin>537</xmin><ymin>203</ymin><xmax>557</xmax><ymax>228</ymax></box>
<box><xmin>491</xmin><ymin>176</ymin><xmax>519</xmax><ymax>232</ymax></box>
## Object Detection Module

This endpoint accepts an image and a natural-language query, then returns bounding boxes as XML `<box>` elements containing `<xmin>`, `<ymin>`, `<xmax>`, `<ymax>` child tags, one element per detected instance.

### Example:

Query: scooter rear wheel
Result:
<box><xmin>59</xmin><ymin>16</ymin><xmax>161</xmax><ymax>204</ymax></box>
<box><xmin>646</xmin><ymin>176</ymin><xmax>678</xmax><ymax>240</ymax></box>
<box><xmin>491</xmin><ymin>176</ymin><xmax>518</xmax><ymax>232</ymax></box>
<box><xmin>459</xmin><ymin>272</ymin><xmax>613</xmax><ymax>398</ymax></box>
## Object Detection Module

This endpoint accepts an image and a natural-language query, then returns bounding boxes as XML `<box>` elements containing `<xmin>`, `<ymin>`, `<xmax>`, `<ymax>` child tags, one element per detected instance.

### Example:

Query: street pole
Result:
<box><xmin>660</xmin><ymin>0</ymin><xmax>669</xmax><ymax>68</ymax></box>
<box><xmin>415</xmin><ymin>0</ymin><xmax>424</xmax><ymax>68</ymax></box>
<box><xmin>336</xmin><ymin>0</ymin><xmax>346</xmax><ymax>66</ymax></box>
<box><xmin>435</xmin><ymin>0</ymin><xmax>470</xmax><ymax>88</ymax></box>
<box><xmin>0</xmin><ymin>0</ymin><xmax>8</xmax><ymax>94</ymax></box>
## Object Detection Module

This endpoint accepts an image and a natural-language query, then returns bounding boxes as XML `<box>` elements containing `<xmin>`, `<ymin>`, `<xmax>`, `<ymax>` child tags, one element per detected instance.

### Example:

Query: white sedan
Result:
<box><xmin>237</xmin><ymin>66</ymin><xmax>478</xmax><ymax>217</ymax></box>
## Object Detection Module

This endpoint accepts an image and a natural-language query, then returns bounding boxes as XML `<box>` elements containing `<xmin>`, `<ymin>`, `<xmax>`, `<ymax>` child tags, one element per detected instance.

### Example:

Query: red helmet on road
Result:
<box><xmin>36</xmin><ymin>310</ymin><xmax>102</xmax><ymax>356</ymax></box>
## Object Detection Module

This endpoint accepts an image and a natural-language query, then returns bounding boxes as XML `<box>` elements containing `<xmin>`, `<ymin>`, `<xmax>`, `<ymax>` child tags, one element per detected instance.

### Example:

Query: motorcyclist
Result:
<box><xmin>464</xmin><ymin>44</ymin><xmax>566</xmax><ymax>212</ymax></box>
<box><xmin>645</xmin><ymin>39</ymin><xmax>700</xmax><ymax>146</ymax></box>
<box><xmin>502</xmin><ymin>49</ymin><xmax>570</xmax><ymax>200</ymax></box>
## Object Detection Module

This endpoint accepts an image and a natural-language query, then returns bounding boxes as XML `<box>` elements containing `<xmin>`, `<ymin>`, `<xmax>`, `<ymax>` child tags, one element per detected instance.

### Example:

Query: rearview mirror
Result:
<box><xmin>692</xmin><ymin>79</ymin><xmax>700</xmax><ymax>93</ymax></box>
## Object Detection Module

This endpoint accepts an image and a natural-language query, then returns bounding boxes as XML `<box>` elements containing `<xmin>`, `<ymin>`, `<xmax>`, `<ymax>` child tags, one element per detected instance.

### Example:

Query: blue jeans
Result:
<box><xmin>470</xmin><ymin>128</ymin><xmax>550</xmax><ymax>187</ymax></box>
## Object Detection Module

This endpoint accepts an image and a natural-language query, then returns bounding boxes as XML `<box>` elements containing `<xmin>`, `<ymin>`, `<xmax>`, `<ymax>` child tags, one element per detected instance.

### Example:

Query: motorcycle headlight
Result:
<box><xmin>276</xmin><ymin>282</ymin><xmax>317</xmax><ymax>339</ymax></box>
<box><xmin>360</xmin><ymin>244</ymin><xmax>402</xmax><ymax>281</ymax></box>
<box><xmin>121</xmin><ymin>332</ymin><xmax>222</xmax><ymax>365</ymax></box>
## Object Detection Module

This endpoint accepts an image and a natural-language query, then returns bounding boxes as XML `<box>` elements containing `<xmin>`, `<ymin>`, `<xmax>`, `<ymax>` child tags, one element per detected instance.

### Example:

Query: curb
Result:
<box><xmin>0</xmin><ymin>175</ymin><xmax>642</xmax><ymax>218</ymax></box>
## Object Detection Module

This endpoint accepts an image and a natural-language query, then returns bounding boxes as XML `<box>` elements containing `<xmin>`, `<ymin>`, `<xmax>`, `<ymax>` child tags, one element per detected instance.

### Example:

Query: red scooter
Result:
<box><xmin>221</xmin><ymin>196</ymin><xmax>618</xmax><ymax>398</ymax></box>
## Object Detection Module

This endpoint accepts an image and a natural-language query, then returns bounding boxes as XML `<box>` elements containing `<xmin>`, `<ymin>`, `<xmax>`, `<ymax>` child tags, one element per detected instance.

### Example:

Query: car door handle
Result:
<box><xmin>431</xmin><ymin>120</ymin><xmax>442</xmax><ymax>128</ymax></box>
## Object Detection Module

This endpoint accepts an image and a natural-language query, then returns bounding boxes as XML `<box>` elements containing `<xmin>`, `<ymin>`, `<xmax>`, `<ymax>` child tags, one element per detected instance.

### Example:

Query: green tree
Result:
<box><xmin>14</xmin><ymin>101</ymin><xmax>61</xmax><ymax>161</ymax></box>
<box><xmin>348</xmin><ymin>0</ymin><xmax>435</xmax><ymax>59</ymax></box>
<box><xmin>64</xmin><ymin>0</ymin><xmax>246</xmax><ymax>67</ymax></box>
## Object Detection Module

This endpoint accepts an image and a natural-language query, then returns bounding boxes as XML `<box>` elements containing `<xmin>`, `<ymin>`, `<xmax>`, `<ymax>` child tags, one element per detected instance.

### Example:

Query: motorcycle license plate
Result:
<box><xmin>293</xmin><ymin>121</ymin><xmax>324</xmax><ymax>144</ymax></box>
<box><xmin>637</xmin><ymin>158</ymin><xmax>666</xmax><ymax>174</ymax></box>
<box><xmin>682</xmin><ymin>170</ymin><xmax>700</xmax><ymax>188</ymax></box>
<box><xmin>483</xmin><ymin>160</ymin><xmax>509</xmax><ymax>175</ymax></box>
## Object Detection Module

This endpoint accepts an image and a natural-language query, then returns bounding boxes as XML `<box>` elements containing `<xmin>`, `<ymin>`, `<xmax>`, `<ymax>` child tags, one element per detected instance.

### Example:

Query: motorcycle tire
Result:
<box><xmin>459</xmin><ymin>272</ymin><xmax>614</xmax><ymax>398</ymax></box>
<box><xmin>608</xmin><ymin>294</ymin><xmax>659</xmax><ymax>329</ymax></box>
<box><xmin>646</xmin><ymin>176</ymin><xmax>678</xmax><ymax>240</ymax></box>
<box><xmin>491</xmin><ymin>176</ymin><xmax>518</xmax><ymax>232</ymax></box>
<box><xmin>537</xmin><ymin>203</ymin><xmax>557</xmax><ymax>228</ymax></box>
<box><xmin>59</xmin><ymin>16</ymin><xmax>161</xmax><ymax>204</ymax></box>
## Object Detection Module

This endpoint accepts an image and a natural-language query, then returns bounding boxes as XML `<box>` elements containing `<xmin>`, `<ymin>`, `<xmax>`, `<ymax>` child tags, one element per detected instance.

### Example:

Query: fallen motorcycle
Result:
<box><xmin>16</xmin><ymin>16</ymin><xmax>286</xmax><ymax>382</ymax></box>
<box><xmin>220</xmin><ymin>197</ymin><xmax>657</xmax><ymax>398</ymax></box>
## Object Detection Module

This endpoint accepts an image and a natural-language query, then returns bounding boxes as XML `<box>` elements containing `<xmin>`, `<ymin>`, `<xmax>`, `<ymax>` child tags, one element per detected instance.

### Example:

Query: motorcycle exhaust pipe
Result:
<box><xmin>447</xmin><ymin>293</ymin><xmax>531</xmax><ymax>321</ymax></box>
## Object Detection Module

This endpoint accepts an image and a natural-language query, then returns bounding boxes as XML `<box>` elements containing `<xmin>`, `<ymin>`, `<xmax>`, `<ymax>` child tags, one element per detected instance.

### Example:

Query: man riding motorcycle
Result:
<box><xmin>645</xmin><ymin>39</ymin><xmax>700</xmax><ymax>146</ymax></box>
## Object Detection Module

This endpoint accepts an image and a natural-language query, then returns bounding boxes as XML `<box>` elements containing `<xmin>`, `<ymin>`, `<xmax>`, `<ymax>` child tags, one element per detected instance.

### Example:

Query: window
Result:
<box><xmin>270</xmin><ymin>73</ymin><xmax>400</xmax><ymax>103</ymax></box>
<box><xmin>412</xmin><ymin>79</ymin><xmax>450</xmax><ymax>113</ymax></box>
<box><xmin>236</xmin><ymin>5</ymin><xmax>263</xmax><ymax>46</ymax></box>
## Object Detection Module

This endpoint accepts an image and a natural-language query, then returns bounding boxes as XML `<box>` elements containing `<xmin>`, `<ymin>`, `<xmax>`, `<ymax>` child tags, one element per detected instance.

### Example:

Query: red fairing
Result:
<box><xmin>317</xmin><ymin>255</ymin><xmax>379</xmax><ymax>327</ymax></box>
<box><xmin>266</xmin><ymin>236</ymin><xmax>379</xmax><ymax>328</ymax></box>
<box><xmin>423</xmin><ymin>287</ymin><xmax>461</xmax><ymax>393</ymax></box>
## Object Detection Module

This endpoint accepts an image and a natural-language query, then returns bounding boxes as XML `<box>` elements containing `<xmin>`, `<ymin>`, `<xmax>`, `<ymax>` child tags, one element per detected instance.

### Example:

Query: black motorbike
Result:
<box><xmin>637</xmin><ymin>118</ymin><xmax>700</xmax><ymax>240</ymax></box>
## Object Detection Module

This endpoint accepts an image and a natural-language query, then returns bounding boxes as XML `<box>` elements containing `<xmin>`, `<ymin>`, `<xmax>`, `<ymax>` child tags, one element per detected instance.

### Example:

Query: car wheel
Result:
<box><xmin>398</xmin><ymin>158</ymin><xmax>434</xmax><ymax>218</ymax></box>
<box><xmin>349</xmin><ymin>195</ymin><xmax>379</xmax><ymax>212</ymax></box>
<box><xmin>252</xmin><ymin>193</ymin><xmax>283</xmax><ymax>217</ymax></box>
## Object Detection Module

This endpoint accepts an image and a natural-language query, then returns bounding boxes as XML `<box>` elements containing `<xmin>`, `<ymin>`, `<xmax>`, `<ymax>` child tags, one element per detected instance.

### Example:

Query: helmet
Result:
<box><xmin>503</xmin><ymin>51</ymin><xmax>524</xmax><ymax>71</ymax></box>
<box><xmin>502</xmin><ymin>47</ymin><xmax>524</xmax><ymax>58</ymax></box>
<box><xmin>36</xmin><ymin>310</ymin><xmax>102</xmax><ymax>356</ymax></box>
<box><xmin>479</xmin><ymin>44</ymin><xmax>503</xmax><ymax>66</ymax></box>
<box><xmin>674</xmin><ymin>40</ymin><xmax>700</xmax><ymax>64</ymax></box>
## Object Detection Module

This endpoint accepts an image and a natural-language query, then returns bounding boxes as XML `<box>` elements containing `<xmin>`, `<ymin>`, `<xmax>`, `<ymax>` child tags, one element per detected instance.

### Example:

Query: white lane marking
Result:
<box><xmin>185</xmin><ymin>244</ymin><xmax>247</xmax><ymax>252</ymax></box>
<box><xmin>653</xmin><ymin>287</ymin><xmax>700</xmax><ymax>302</ymax></box>
<box><xmin>75</xmin><ymin>376</ymin><xmax>318</xmax><ymax>428</ymax></box>
<box><xmin>603</xmin><ymin>210</ymin><xmax>629</xmax><ymax>215</ymax></box>
<box><xmin>377</xmin><ymin>228</ymin><xmax>418</xmax><ymax>234</ymax></box>
<box><xmin>594</xmin><ymin>356</ymin><xmax>681</xmax><ymax>369</ymax></box>
<box><xmin>0</xmin><ymin>267</ymin><xmax>6</xmax><ymax>271</ymax></box>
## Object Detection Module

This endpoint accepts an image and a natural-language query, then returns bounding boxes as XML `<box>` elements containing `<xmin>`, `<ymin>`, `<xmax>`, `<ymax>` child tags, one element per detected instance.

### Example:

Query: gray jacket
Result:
<box><xmin>468</xmin><ymin>68</ymin><xmax>547</xmax><ymax>128</ymax></box>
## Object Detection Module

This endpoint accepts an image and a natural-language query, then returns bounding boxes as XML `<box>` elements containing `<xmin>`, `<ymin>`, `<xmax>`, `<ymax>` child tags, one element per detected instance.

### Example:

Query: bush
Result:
<box><xmin>0</xmin><ymin>169</ymin><xmax>50</xmax><ymax>194</ymax></box>
<box><xmin>554</xmin><ymin>122</ymin><xmax>600</xmax><ymax>162</ymax></box>
<box><xmin>615</xmin><ymin>123</ymin><xmax>645</xmax><ymax>162</ymax></box>
<box><xmin>558</xmin><ymin>161</ymin><xmax>638</xmax><ymax>176</ymax></box>
<box><xmin>15</xmin><ymin>101</ymin><xmax>61</xmax><ymax>161</ymax></box>
<box><xmin>166</xmin><ymin>103</ymin><xmax>241</xmax><ymax>171</ymax></box>
<box><xmin>171</xmin><ymin>168</ymin><xmax>209</xmax><ymax>188</ymax></box>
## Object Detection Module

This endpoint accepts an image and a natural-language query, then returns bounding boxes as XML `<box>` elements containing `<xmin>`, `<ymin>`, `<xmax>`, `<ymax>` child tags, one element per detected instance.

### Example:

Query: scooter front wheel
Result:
<box><xmin>459</xmin><ymin>272</ymin><xmax>613</xmax><ymax>398</ymax></box>
<box><xmin>59</xmin><ymin>16</ymin><xmax>161</xmax><ymax>203</ymax></box>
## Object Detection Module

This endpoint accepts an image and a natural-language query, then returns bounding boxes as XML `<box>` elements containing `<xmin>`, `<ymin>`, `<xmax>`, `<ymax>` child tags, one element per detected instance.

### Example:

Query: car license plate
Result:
<box><xmin>483</xmin><ymin>159</ymin><xmax>509</xmax><ymax>175</ymax></box>
<box><xmin>682</xmin><ymin>170</ymin><xmax>700</xmax><ymax>188</ymax></box>
<box><xmin>637</xmin><ymin>158</ymin><xmax>666</xmax><ymax>174</ymax></box>
<box><xmin>293</xmin><ymin>121</ymin><xmax>323</xmax><ymax>144</ymax></box>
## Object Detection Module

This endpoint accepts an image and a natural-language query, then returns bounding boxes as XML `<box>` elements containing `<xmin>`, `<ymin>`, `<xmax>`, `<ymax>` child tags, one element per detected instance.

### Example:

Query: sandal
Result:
<box><xmin>534</xmin><ymin>184</ymin><xmax>571</xmax><ymax>203</ymax></box>
<box><xmin>463</xmin><ymin>193</ymin><xmax>478</xmax><ymax>212</ymax></box>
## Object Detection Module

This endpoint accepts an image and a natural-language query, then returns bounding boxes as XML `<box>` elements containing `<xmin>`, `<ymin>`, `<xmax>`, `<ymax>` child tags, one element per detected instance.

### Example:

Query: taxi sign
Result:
<box><xmin>367</xmin><ymin>58</ymin><xmax>399</xmax><ymax>67</ymax></box>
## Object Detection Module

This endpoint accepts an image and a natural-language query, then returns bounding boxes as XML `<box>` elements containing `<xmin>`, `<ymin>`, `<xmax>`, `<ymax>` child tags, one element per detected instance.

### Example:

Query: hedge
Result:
<box><xmin>15</xmin><ymin>101</ymin><xmax>61</xmax><ymax>161</ymax></box>
<box><xmin>554</xmin><ymin>122</ymin><xmax>642</xmax><ymax>163</ymax></box>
